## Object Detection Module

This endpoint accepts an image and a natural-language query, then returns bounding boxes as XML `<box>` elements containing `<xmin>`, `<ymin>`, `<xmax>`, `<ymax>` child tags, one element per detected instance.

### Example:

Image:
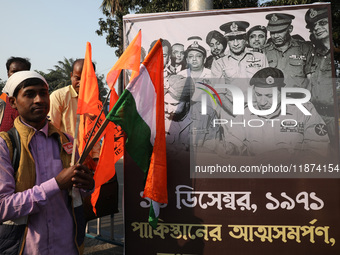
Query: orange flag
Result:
<box><xmin>90</xmin><ymin>31</ymin><xmax>142</xmax><ymax>213</ymax></box>
<box><xmin>90</xmin><ymin>89</ymin><xmax>124</xmax><ymax>214</ymax></box>
<box><xmin>106</xmin><ymin>30</ymin><xmax>142</xmax><ymax>88</ymax></box>
<box><xmin>77</xmin><ymin>42</ymin><xmax>105</xmax><ymax>154</ymax></box>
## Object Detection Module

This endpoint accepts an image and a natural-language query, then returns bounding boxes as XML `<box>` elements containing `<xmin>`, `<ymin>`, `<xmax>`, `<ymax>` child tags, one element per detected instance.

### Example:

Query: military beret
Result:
<box><xmin>247</xmin><ymin>25</ymin><xmax>267</xmax><ymax>38</ymax></box>
<box><xmin>3</xmin><ymin>71</ymin><xmax>48</xmax><ymax>97</ymax></box>
<box><xmin>305</xmin><ymin>8</ymin><xmax>328</xmax><ymax>29</ymax></box>
<box><xmin>250</xmin><ymin>67</ymin><xmax>286</xmax><ymax>88</ymax></box>
<box><xmin>167</xmin><ymin>75</ymin><xmax>195</xmax><ymax>102</ymax></box>
<box><xmin>266</xmin><ymin>13</ymin><xmax>295</xmax><ymax>32</ymax></box>
<box><xmin>185</xmin><ymin>37</ymin><xmax>207</xmax><ymax>58</ymax></box>
<box><xmin>206</xmin><ymin>30</ymin><xmax>227</xmax><ymax>49</ymax></box>
<box><xmin>220</xmin><ymin>21</ymin><xmax>250</xmax><ymax>36</ymax></box>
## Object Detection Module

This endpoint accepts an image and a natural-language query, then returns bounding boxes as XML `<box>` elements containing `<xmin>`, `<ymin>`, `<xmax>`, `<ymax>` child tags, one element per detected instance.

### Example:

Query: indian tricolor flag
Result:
<box><xmin>106</xmin><ymin>39</ymin><xmax>167</xmax><ymax>228</ymax></box>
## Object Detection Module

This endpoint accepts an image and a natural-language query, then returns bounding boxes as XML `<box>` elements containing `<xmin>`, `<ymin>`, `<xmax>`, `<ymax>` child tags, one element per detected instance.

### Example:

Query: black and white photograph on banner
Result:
<box><xmin>123</xmin><ymin>3</ymin><xmax>340</xmax><ymax>255</ymax></box>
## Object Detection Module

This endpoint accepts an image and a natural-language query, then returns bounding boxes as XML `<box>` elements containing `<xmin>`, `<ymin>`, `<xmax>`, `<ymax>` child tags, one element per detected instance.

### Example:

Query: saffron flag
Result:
<box><xmin>106</xmin><ymin>30</ymin><xmax>142</xmax><ymax>88</ymax></box>
<box><xmin>106</xmin><ymin>39</ymin><xmax>167</xmax><ymax>228</ymax></box>
<box><xmin>90</xmin><ymin>32</ymin><xmax>142</xmax><ymax>213</ymax></box>
<box><xmin>77</xmin><ymin>42</ymin><xmax>105</xmax><ymax>154</ymax></box>
<box><xmin>90</xmin><ymin>88</ymin><xmax>124</xmax><ymax>214</ymax></box>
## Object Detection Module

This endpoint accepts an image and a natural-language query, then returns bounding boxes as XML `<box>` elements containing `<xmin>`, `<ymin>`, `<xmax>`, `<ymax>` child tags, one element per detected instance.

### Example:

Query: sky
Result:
<box><xmin>0</xmin><ymin>0</ymin><xmax>118</xmax><ymax>82</ymax></box>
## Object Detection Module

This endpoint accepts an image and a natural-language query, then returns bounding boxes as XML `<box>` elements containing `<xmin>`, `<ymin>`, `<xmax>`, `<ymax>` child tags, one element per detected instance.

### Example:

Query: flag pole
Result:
<box><xmin>71</xmin><ymin>114</ymin><xmax>80</xmax><ymax>166</ymax></box>
<box><xmin>79</xmin><ymin>88</ymin><xmax>112</xmax><ymax>158</ymax></box>
<box><xmin>78</xmin><ymin>118</ymin><xmax>110</xmax><ymax>164</ymax></box>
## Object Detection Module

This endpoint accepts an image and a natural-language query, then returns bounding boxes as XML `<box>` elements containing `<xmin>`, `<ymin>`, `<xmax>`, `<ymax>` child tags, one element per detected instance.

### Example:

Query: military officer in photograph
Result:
<box><xmin>247</xmin><ymin>25</ymin><xmax>267</xmax><ymax>52</ymax></box>
<box><xmin>305</xmin><ymin>7</ymin><xmax>336</xmax><ymax>148</ymax></box>
<box><xmin>165</xmin><ymin>75</ymin><xmax>219</xmax><ymax>153</ymax></box>
<box><xmin>204</xmin><ymin>30</ymin><xmax>227</xmax><ymax>69</ymax></box>
<box><xmin>211</xmin><ymin>21</ymin><xmax>268</xmax><ymax>114</ymax></box>
<box><xmin>243</xmin><ymin>67</ymin><xmax>330</xmax><ymax>162</ymax></box>
<box><xmin>263</xmin><ymin>13</ymin><xmax>314</xmax><ymax>90</ymax></box>
<box><xmin>177</xmin><ymin>37</ymin><xmax>212</xmax><ymax>102</ymax></box>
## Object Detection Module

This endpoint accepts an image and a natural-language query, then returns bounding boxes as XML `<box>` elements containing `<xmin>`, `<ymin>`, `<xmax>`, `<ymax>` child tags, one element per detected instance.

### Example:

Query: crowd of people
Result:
<box><xmin>160</xmin><ymin>7</ymin><xmax>336</xmax><ymax>162</ymax></box>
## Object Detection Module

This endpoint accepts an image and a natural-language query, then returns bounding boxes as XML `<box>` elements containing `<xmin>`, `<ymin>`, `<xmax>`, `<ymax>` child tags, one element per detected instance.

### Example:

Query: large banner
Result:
<box><xmin>123</xmin><ymin>3</ymin><xmax>340</xmax><ymax>254</ymax></box>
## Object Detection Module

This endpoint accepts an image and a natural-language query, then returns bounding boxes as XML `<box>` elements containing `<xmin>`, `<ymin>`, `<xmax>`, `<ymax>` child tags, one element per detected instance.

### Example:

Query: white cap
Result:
<box><xmin>3</xmin><ymin>71</ymin><xmax>48</xmax><ymax>97</ymax></box>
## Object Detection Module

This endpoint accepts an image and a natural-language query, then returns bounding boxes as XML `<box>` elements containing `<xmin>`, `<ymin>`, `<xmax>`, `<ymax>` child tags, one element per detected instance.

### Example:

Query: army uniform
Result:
<box><xmin>263</xmin><ymin>13</ymin><xmax>313</xmax><ymax>89</ymax></box>
<box><xmin>165</xmin><ymin>101</ymin><xmax>219</xmax><ymax>152</ymax></box>
<box><xmin>178</xmin><ymin>38</ymin><xmax>212</xmax><ymax>102</ymax></box>
<box><xmin>305</xmin><ymin>7</ymin><xmax>336</xmax><ymax>147</ymax></box>
<box><xmin>211</xmin><ymin>48</ymin><xmax>268</xmax><ymax>94</ymax></box>
<box><xmin>243</xmin><ymin>67</ymin><xmax>330</xmax><ymax>159</ymax></box>
<box><xmin>165</xmin><ymin>74</ymin><xmax>219</xmax><ymax>152</ymax></box>
<box><xmin>263</xmin><ymin>38</ymin><xmax>313</xmax><ymax>88</ymax></box>
<box><xmin>244</xmin><ymin>102</ymin><xmax>330</xmax><ymax>157</ymax></box>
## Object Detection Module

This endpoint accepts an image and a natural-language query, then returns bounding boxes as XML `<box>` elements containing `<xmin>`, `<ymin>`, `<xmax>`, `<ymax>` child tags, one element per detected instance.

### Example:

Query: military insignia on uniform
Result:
<box><xmin>271</xmin><ymin>14</ymin><xmax>278</xmax><ymax>22</ymax></box>
<box><xmin>310</xmin><ymin>9</ymin><xmax>318</xmax><ymax>19</ymax></box>
<box><xmin>315</xmin><ymin>124</ymin><xmax>328</xmax><ymax>136</ymax></box>
<box><xmin>266</xmin><ymin>76</ymin><xmax>275</xmax><ymax>84</ymax></box>
<box><xmin>191</xmin><ymin>41</ymin><xmax>199</xmax><ymax>48</ymax></box>
<box><xmin>247</xmin><ymin>56</ymin><xmax>260</xmax><ymax>62</ymax></box>
<box><xmin>230</xmin><ymin>22</ymin><xmax>238</xmax><ymax>32</ymax></box>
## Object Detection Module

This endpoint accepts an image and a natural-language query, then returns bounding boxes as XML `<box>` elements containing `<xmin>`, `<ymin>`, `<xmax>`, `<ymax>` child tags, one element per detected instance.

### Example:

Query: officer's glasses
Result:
<box><xmin>313</xmin><ymin>19</ymin><xmax>328</xmax><ymax>29</ymax></box>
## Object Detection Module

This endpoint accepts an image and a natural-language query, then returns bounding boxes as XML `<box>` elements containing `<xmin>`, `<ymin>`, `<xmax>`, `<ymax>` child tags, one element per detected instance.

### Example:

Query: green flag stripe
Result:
<box><xmin>107</xmin><ymin>90</ymin><xmax>153</xmax><ymax>176</ymax></box>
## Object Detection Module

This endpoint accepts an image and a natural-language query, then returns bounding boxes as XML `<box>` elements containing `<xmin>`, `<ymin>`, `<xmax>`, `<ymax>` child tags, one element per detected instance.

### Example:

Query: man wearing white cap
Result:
<box><xmin>0</xmin><ymin>71</ymin><xmax>94</xmax><ymax>254</ymax></box>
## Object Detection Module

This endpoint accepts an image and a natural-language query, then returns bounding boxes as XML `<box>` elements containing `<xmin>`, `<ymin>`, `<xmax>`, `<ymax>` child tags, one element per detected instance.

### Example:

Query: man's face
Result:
<box><xmin>9</xmin><ymin>83</ymin><xmax>50</xmax><ymax>130</ymax></box>
<box><xmin>164</xmin><ymin>93</ymin><xmax>188</xmax><ymax>121</ymax></box>
<box><xmin>172</xmin><ymin>45</ymin><xmax>185</xmax><ymax>64</ymax></box>
<box><xmin>186</xmin><ymin>50</ymin><xmax>204</xmax><ymax>71</ymax></box>
<box><xmin>227</xmin><ymin>35</ymin><xmax>246</xmax><ymax>55</ymax></box>
<box><xmin>270</xmin><ymin>27</ymin><xmax>291</xmax><ymax>47</ymax></box>
<box><xmin>312</xmin><ymin>18</ymin><xmax>329</xmax><ymax>40</ymax></box>
<box><xmin>163</xmin><ymin>46</ymin><xmax>170</xmax><ymax>68</ymax></box>
<box><xmin>71</xmin><ymin>60</ymin><xmax>84</xmax><ymax>94</ymax></box>
<box><xmin>249</xmin><ymin>31</ymin><xmax>266</xmax><ymax>49</ymax></box>
<box><xmin>209</xmin><ymin>38</ymin><xmax>224</xmax><ymax>57</ymax></box>
<box><xmin>254</xmin><ymin>86</ymin><xmax>281</xmax><ymax>111</ymax></box>
<box><xmin>8</xmin><ymin>62</ymin><xmax>28</xmax><ymax>78</ymax></box>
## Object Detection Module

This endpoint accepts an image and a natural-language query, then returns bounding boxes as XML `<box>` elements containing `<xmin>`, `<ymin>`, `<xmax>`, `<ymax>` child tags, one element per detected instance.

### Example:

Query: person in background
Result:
<box><xmin>247</xmin><ymin>25</ymin><xmax>267</xmax><ymax>52</ymax></box>
<box><xmin>0</xmin><ymin>57</ymin><xmax>31</xmax><ymax>131</ymax></box>
<box><xmin>170</xmin><ymin>43</ymin><xmax>186</xmax><ymax>74</ymax></box>
<box><xmin>211</xmin><ymin>21</ymin><xmax>267</xmax><ymax>114</ymax></box>
<box><xmin>48</xmin><ymin>59</ymin><xmax>101</xmax><ymax>160</ymax></box>
<box><xmin>205</xmin><ymin>30</ymin><xmax>227</xmax><ymax>69</ymax></box>
<box><xmin>263</xmin><ymin>13</ymin><xmax>313</xmax><ymax>90</ymax></box>
<box><xmin>305</xmin><ymin>7</ymin><xmax>336</xmax><ymax>148</ymax></box>
<box><xmin>243</xmin><ymin>67</ymin><xmax>330</xmax><ymax>161</ymax></box>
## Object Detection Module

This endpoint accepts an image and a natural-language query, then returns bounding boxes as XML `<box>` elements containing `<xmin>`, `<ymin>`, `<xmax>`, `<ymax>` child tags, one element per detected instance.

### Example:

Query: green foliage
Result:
<box><xmin>96</xmin><ymin>0</ymin><xmax>259</xmax><ymax>57</ymax></box>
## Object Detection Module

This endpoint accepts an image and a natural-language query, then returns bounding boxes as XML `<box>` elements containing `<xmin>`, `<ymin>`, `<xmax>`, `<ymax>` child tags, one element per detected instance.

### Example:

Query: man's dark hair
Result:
<box><xmin>148</xmin><ymin>39</ymin><xmax>172</xmax><ymax>56</ymax></box>
<box><xmin>72</xmin><ymin>58</ymin><xmax>96</xmax><ymax>73</ymax></box>
<box><xmin>6</xmin><ymin>57</ymin><xmax>31</xmax><ymax>72</ymax></box>
<box><xmin>13</xmin><ymin>78</ymin><xmax>46</xmax><ymax>98</ymax></box>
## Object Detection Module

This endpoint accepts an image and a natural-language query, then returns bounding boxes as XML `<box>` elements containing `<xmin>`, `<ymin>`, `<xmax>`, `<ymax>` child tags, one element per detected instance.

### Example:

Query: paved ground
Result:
<box><xmin>83</xmin><ymin>159</ymin><xmax>124</xmax><ymax>255</ymax></box>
